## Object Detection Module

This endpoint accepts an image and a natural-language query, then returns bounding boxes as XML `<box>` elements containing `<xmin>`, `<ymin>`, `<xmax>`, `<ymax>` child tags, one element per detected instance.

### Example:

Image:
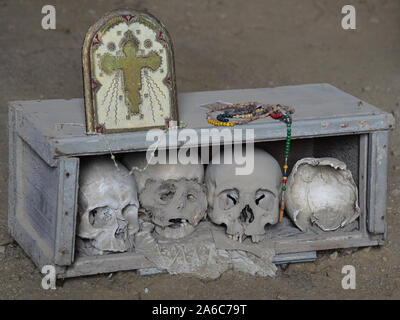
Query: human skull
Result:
<box><xmin>284</xmin><ymin>157</ymin><xmax>360</xmax><ymax>232</ymax></box>
<box><xmin>122</xmin><ymin>152</ymin><xmax>207</xmax><ymax>239</ymax></box>
<box><xmin>77</xmin><ymin>157</ymin><xmax>139</xmax><ymax>255</ymax></box>
<box><xmin>205</xmin><ymin>148</ymin><xmax>282</xmax><ymax>242</ymax></box>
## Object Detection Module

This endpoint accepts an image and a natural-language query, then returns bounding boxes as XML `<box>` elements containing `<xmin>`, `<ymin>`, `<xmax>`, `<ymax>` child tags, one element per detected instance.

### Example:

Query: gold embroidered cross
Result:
<box><xmin>100</xmin><ymin>36</ymin><xmax>161</xmax><ymax>115</ymax></box>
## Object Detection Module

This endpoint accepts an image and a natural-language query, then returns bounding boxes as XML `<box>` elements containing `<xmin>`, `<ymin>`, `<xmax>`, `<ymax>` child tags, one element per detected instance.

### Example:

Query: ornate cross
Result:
<box><xmin>100</xmin><ymin>35</ymin><xmax>162</xmax><ymax>115</ymax></box>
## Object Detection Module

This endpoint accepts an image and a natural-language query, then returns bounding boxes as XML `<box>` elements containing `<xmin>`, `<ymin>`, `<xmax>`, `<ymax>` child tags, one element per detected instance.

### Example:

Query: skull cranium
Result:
<box><xmin>205</xmin><ymin>148</ymin><xmax>282</xmax><ymax>242</ymax></box>
<box><xmin>77</xmin><ymin>157</ymin><xmax>139</xmax><ymax>255</ymax></box>
<box><xmin>122</xmin><ymin>152</ymin><xmax>207</xmax><ymax>239</ymax></box>
<box><xmin>284</xmin><ymin>157</ymin><xmax>360</xmax><ymax>232</ymax></box>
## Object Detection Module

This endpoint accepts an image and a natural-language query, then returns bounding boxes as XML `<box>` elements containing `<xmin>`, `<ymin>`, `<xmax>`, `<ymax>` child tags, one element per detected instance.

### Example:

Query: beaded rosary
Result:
<box><xmin>206</xmin><ymin>102</ymin><xmax>294</xmax><ymax>222</ymax></box>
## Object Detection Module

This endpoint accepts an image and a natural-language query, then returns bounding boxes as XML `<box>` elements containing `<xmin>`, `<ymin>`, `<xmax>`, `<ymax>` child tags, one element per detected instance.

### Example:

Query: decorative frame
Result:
<box><xmin>82</xmin><ymin>9</ymin><xmax>178</xmax><ymax>134</ymax></box>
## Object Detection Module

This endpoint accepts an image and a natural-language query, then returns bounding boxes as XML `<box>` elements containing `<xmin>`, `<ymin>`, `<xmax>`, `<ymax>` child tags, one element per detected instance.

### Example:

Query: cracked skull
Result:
<box><xmin>285</xmin><ymin>157</ymin><xmax>360</xmax><ymax>232</ymax></box>
<box><xmin>205</xmin><ymin>148</ymin><xmax>282</xmax><ymax>242</ymax></box>
<box><xmin>77</xmin><ymin>158</ymin><xmax>139</xmax><ymax>255</ymax></box>
<box><xmin>122</xmin><ymin>153</ymin><xmax>207</xmax><ymax>239</ymax></box>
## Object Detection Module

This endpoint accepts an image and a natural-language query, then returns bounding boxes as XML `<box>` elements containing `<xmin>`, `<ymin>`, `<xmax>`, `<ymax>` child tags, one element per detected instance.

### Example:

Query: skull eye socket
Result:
<box><xmin>157</xmin><ymin>182</ymin><xmax>176</xmax><ymax>203</ymax></box>
<box><xmin>89</xmin><ymin>206</ymin><xmax>112</xmax><ymax>228</ymax></box>
<box><xmin>255</xmin><ymin>189</ymin><xmax>275</xmax><ymax>211</ymax></box>
<box><xmin>160</xmin><ymin>190</ymin><xmax>175</xmax><ymax>201</ymax></box>
<box><xmin>218</xmin><ymin>189</ymin><xmax>239</xmax><ymax>210</ymax></box>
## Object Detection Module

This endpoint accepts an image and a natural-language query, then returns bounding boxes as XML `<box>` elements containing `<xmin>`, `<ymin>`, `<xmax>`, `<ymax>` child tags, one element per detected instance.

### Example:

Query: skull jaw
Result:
<box><xmin>213</xmin><ymin>223</ymin><xmax>268</xmax><ymax>243</ymax></box>
<box><xmin>211</xmin><ymin>205</ymin><xmax>279</xmax><ymax>243</ymax></box>
<box><xmin>92</xmin><ymin>235</ymin><xmax>132</xmax><ymax>253</ymax></box>
<box><xmin>77</xmin><ymin>231</ymin><xmax>133</xmax><ymax>256</ymax></box>
<box><xmin>148</xmin><ymin>207</ymin><xmax>204</xmax><ymax>239</ymax></box>
<box><xmin>244</xmin><ymin>209</ymin><xmax>280</xmax><ymax>243</ymax></box>
<box><xmin>155</xmin><ymin>223</ymin><xmax>195</xmax><ymax>239</ymax></box>
<box><xmin>209</xmin><ymin>206</ymin><xmax>246</xmax><ymax>241</ymax></box>
<box><xmin>247</xmin><ymin>234</ymin><xmax>266</xmax><ymax>243</ymax></box>
<box><xmin>209</xmin><ymin>207</ymin><xmax>242</xmax><ymax>234</ymax></box>
<box><xmin>77</xmin><ymin>211</ymin><xmax>133</xmax><ymax>255</ymax></box>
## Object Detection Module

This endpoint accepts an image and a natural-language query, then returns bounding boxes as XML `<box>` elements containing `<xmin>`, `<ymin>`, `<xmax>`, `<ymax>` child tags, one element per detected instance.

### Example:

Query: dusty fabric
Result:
<box><xmin>134</xmin><ymin>221</ymin><xmax>277</xmax><ymax>279</ymax></box>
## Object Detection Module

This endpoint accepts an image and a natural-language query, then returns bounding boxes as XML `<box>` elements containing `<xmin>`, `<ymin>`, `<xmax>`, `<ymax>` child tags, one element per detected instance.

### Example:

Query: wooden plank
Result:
<box><xmin>367</xmin><ymin>131</ymin><xmax>389</xmax><ymax>234</ymax></box>
<box><xmin>14</xmin><ymin>84</ymin><xmax>392</xmax><ymax>138</ymax></box>
<box><xmin>63</xmin><ymin>252</ymin><xmax>319</xmax><ymax>278</ymax></box>
<box><xmin>11</xmin><ymin>218</ymin><xmax>54</xmax><ymax>270</ymax></box>
<box><xmin>54</xmin><ymin>157</ymin><xmax>79</xmax><ymax>266</ymax></box>
<box><xmin>61</xmin><ymin>252</ymin><xmax>154</xmax><ymax>278</ymax></box>
<box><xmin>359</xmin><ymin>134</ymin><xmax>368</xmax><ymax>234</ymax></box>
<box><xmin>42</xmin><ymin>113</ymin><xmax>395</xmax><ymax>160</ymax></box>
<box><xmin>11</xmin><ymin>84</ymin><xmax>394</xmax><ymax>165</ymax></box>
<box><xmin>178</xmin><ymin>84</ymin><xmax>392</xmax><ymax>128</ymax></box>
<box><xmin>11</xmin><ymin>102</ymin><xmax>57</xmax><ymax>167</ymax></box>
<box><xmin>8</xmin><ymin>104</ymin><xmax>19</xmax><ymax>234</ymax></box>
<box><xmin>59</xmin><ymin>232</ymin><xmax>379</xmax><ymax>278</ymax></box>
<box><xmin>273</xmin><ymin>251</ymin><xmax>317</xmax><ymax>264</ymax></box>
<box><xmin>274</xmin><ymin>233</ymin><xmax>379</xmax><ymax>254</ymax></box>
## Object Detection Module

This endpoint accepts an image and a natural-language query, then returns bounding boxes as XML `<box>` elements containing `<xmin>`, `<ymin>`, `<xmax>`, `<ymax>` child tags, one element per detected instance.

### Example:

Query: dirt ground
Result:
<box><xmin>0</xmin><ymin>0</ymin><xmax>399</xmax><ymax>299</ymax></box>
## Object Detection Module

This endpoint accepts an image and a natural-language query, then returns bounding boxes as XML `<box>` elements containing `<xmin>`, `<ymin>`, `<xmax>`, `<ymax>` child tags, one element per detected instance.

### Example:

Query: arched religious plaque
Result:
<box><xmin>83</xmin><ymin>9</ymin><xmax>178</xmax><ymax>133</ymax></box>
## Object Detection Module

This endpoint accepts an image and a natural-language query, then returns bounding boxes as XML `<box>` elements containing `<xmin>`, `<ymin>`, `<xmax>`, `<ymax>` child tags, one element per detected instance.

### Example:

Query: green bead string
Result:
<box><xmin>282</xmin><ymin>120</ymin><xmax>291</xmax><ymax>191</ymax></box>
<box><xmin>280</xmin><ymin>112</ymin><xmax>294</xmax><ymax>222</ymax></box>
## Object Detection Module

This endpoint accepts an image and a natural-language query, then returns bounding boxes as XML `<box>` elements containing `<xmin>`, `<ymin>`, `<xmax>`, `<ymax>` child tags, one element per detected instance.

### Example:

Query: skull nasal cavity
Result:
<box><xmin>240</xmin><ymin>205</ymin><xmax>254</xmax><ymax>223</ymax></box>
<box><xmin>169</xmin><ymin>218</ymin><xmax>183</xmax><ymax>224</ymax></box>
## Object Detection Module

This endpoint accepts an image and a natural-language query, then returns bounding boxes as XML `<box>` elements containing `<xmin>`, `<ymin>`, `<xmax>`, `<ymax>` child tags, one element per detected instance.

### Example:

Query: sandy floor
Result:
<box><xmin>0</xmin><ymin>0</ymin><xmax>399</xmax><ymax>299</ymax></box>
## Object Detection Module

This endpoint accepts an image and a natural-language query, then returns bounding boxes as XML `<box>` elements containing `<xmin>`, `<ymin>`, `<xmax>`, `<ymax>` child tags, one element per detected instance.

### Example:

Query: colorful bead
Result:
<box><xmin>206</xmin><ymin>102</ymin><xmax>293</xmax><ymax>224</ymax></box>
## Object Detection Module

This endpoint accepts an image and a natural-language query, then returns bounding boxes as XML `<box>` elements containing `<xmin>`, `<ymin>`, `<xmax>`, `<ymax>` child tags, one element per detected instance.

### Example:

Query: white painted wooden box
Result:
<box><xmin>8</xmin><ymin>84</ymin><xmax>394</xmax><ymax>278</ymax></box>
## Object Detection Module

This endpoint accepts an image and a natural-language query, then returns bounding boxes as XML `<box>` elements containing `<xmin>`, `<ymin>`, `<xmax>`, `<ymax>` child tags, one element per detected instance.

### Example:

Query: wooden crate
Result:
<box><xmin>8</xmin><ymin>84</ymin><xmax>394</xmax><ymax>278</ymax></box>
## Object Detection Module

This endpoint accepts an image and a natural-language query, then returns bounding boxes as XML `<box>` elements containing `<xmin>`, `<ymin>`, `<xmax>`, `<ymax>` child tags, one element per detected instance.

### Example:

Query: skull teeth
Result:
<box><xmin>155</xmin><ymin>222</ymin><xmax>195</xmax><ymax>239</ymax></box>
<box><xmin>227</xmin><ymin>234</ymin><xmax>243</xmax><ymax>242</ymax></box>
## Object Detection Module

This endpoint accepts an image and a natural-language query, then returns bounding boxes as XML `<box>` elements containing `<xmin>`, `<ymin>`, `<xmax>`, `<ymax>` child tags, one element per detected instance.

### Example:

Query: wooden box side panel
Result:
<box><xmin>9</xmin><ymin>105</ymin><xmax>53</xmax><ymax>267</ymax></box>
<box><xmin>9</xmin><ymin>104</ymin><xmax>61</xmax><ymax>268</ymax></box>
<box><xmin>19</xmin><ymin>141</ymin><xmax>59</xmax><ymax>246</ymax></box>
<box><xmin>9</xmin><ymin>137</ymin><xmax>56</xmax><ymax>267</ymax></box>
<box><xmin>367</xmin><ymin>131</ymin><xmax>389</xmax><ymax>235</ymax></box>
<box><xmin>8</xmin><ymin>105</ymin><xmax>18</xmax><ymax>236</ymax></box>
